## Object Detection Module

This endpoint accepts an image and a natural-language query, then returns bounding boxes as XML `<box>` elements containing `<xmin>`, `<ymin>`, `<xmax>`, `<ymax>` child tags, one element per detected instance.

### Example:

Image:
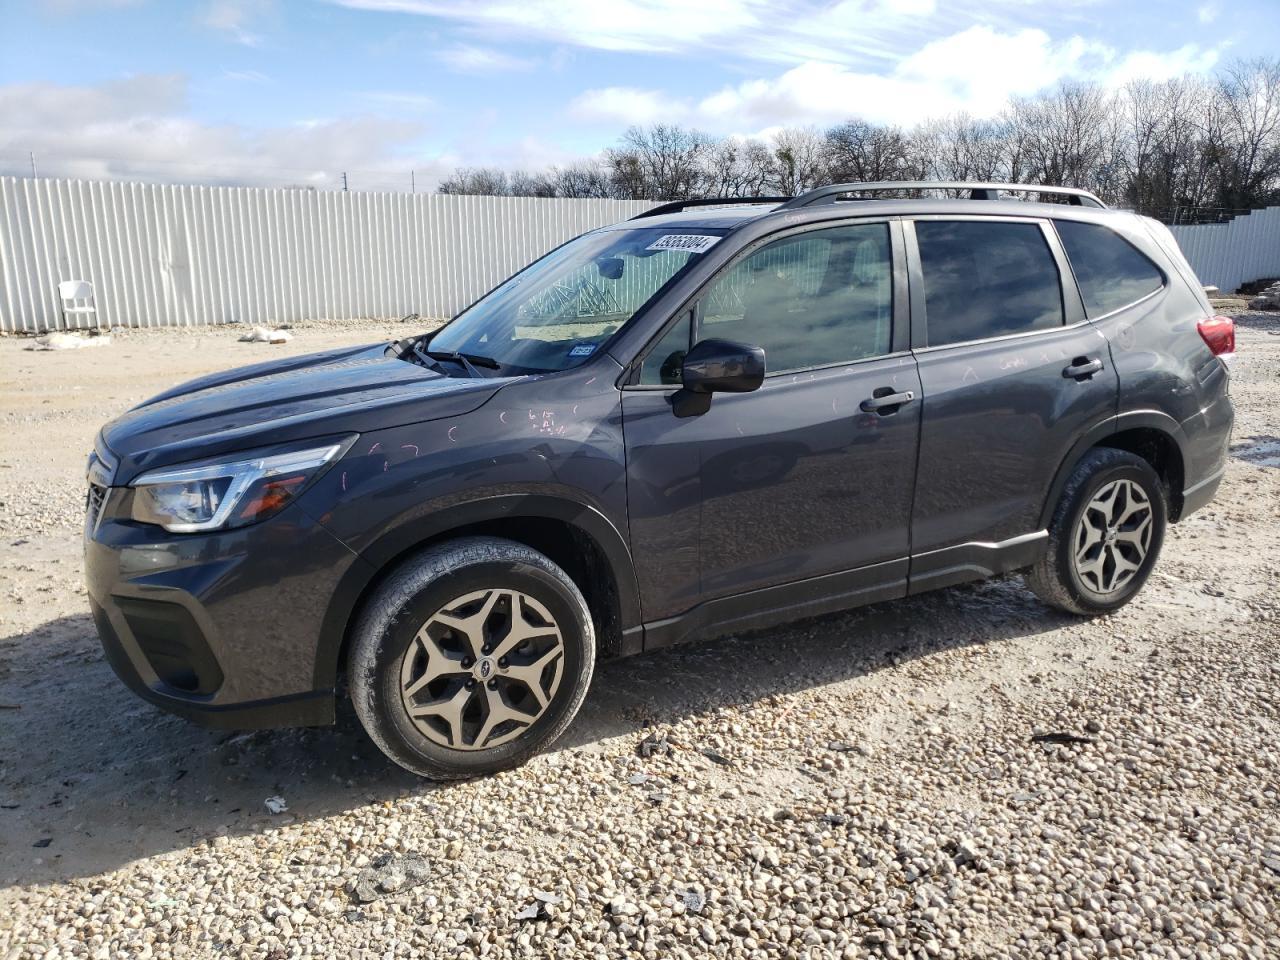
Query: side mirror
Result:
<box><xmin>673</xmin><ymin>338</ymin><xmax>765</xmax><ymax>417</ymax></box>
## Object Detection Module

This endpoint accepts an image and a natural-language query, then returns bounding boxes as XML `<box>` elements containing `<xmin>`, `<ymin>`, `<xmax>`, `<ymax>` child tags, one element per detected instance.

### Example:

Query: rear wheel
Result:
<box><xmin>1026</xmin><ymin>448</ymin><xmax>1167</xmax><ymax>615</ymax></box>
<box><xmin>349</xmin><ymin>537</ymin><xmax>594</xmax><ymax>779</ymax></box>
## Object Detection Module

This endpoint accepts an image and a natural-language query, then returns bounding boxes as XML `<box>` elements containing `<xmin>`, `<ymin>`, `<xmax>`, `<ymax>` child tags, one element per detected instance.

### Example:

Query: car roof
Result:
<box><xmin>600</xmin><ymin>204</ymin><xmax>784</xmax><ymax>230</ymax></box>
<box><xmin>615</xmin><ymin>198</ymin><xmax>1134</xmax><ymax>232</ymax></box>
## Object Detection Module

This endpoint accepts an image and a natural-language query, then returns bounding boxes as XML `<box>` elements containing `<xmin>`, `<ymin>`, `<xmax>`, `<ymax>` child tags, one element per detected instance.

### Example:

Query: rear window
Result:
<box><xmin>915</xmin><ymin>220</ymin><xmax>1064</xmax><ymax>347</ymax></box>
<box><xmin>1055</xmin><ymin>220</ymin><xmax>1165</xmax><ymax>317</ymax></box>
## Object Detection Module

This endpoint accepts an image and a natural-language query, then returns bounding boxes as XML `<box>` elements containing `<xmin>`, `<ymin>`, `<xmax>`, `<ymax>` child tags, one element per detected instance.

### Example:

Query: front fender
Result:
<box><xmin>309</xmin><ymin>492</ymin><xmax>641</xmax><ymax>692</ymax></box>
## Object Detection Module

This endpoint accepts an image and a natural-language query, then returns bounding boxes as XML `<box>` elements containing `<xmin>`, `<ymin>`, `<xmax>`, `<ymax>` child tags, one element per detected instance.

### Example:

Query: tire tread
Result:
<box><xmin>1025</xmin><ymin>447</ymin><xmax>1166</xmax><ymax>616</ymax></box>
<box><xmin>348</xmin><ymin>536</ymin><xmax>594</xmax><ymax>780</ymax></box>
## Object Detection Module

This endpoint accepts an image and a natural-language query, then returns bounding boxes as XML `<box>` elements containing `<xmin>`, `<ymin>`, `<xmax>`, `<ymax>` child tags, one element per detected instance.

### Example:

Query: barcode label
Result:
<box><xmin>647</xmin><ymin>234</ymin><xmax>721</xmax><ymax>254</ymax></box>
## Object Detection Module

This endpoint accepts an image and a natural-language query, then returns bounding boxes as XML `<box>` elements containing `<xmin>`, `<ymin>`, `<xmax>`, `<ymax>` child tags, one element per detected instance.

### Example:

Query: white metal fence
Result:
<box><xmin>1168</xmin><ymin>206</ymin><xmax>1280</xmax><ymax>294</ymax></box>
<box><xmin>3</xmin><ymin>175</ymin><xmax>1277</xmax><ymax>333</ymax></box>
<box><xmin>0</xmin><ymin>176</ymin><xmax>653</xmax><ymax>333</ymax></box>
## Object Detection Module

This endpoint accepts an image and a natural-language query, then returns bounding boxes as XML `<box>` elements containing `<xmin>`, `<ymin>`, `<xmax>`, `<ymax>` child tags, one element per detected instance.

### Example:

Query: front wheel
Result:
<box><xmin>348</xmin><ymin>537</ymin><xmax>594</xmax><ymax>779</ymax></box>
<box><xmin>1026</xmin><ymin>448</ymin><xmax>1167</xmax><ymax>615</ymax></box>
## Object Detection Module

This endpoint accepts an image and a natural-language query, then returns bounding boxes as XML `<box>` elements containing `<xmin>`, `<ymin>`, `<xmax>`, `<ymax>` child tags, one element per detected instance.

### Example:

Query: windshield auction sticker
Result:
<box><xmin>647</xmin><ymin>234</ymin><xmax>721</xmax><ymax>254</ymax></box>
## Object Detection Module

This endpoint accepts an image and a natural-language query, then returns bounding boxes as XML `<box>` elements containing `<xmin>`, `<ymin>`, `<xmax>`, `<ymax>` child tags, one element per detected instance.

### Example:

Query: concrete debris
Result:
<box><xmin>1247</xmin><ymin>280</ymin><xmax>1280</xmax><ymax>310</ymax></box>
<box><xmin>637</xmin><ymin>730</ymin><xmax>670</xmax><ymax>758</ymax></box>
<box><xmin>680</xmin><ymin>889</ymin><xmax>706</xmax><ymax>914</ymax></box>
<box><xmin>28</xmin><ymin>332</ymin><xmax>111</xmax><ymax>351</ymax></box>
<box><xmin>238</xmin><ymin>326</ymin><xmax>293</xmax><ymax>344</ymax></box>
<box><xmin>349</xmin><ymin>854</ymin><xmax>430</xmax><ymax>904</ymax></box>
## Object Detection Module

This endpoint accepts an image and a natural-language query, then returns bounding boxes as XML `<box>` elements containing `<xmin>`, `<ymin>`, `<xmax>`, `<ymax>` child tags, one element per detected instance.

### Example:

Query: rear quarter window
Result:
<box><xmin>1055</xmin><ymin>220</ymin><xmax>1165</xmax><ymax>317</ymax></box>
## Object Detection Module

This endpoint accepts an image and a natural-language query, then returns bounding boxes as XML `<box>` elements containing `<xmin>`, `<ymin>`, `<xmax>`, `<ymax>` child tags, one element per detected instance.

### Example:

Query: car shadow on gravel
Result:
<box><xmin>0</xmin><ymin>575</ymin><xmax>1072</xmax><ymax>887</ymax></box>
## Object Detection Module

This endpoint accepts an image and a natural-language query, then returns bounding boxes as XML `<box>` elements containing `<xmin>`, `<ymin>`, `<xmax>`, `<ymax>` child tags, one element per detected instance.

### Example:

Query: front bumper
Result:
<box><xmin>85</xmin><ymin>491</ymin><xmax>362</xmax><ymax>729</ymax></box>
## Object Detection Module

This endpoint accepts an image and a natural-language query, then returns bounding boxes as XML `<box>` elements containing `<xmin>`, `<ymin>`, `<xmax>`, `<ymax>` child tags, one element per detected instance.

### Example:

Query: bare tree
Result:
<box><xmin>1011</xmin><ymin>82</ymin><xmax>1113</xmax><ymax>191</ymax></box>
<box><xmin>921</xmin><ymin>114</ymin><xmax>1009</xmax><ymax>182</ymax></box>
<box><xmin>548</xmin><ymin>161</ymin><xmax>615</xmax><ymax>198</ymax></box>
<box><xmin>437</xmin><ymin>167</ymin><xmax>512</xmax><ymax>195</ymax></box>
<box><xmin>1214</xmin><ymin>58</ymin><xmax>1280</xmax><ymax>211</ymax></box>
<box><xmin>704</xmin><ymin>137</ymin><xmax>775</xmax><ymax>197</ymax></box>
<box><xmin>768</xmin><ymin>127</ymin><xmax>827</xmax><ymax>195</ymax></box>
<box><xmin>606</xmin><ymin>124</ymin><xmax>715</xmax><ymax>200</ymax></box>
<box><xmin>826</xmin><ymin>120</ymin><xmax>917</xmax><ymax>182</ymax></box>
<box><xmin>507</xmin><ymin>170</ymin><xmax>557</xmax><ymax>197</ymax></box>
<box><xmin>433</xmin><ymin>57</ymin><xmax>1280</xmax><ymax>220</ymax></box>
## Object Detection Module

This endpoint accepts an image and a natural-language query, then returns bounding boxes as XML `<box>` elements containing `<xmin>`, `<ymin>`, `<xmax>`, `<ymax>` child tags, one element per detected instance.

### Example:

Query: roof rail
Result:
<box><xmin>778</xmin><ymin>181</ymin><xmax>1106</xmax><ymax>209</ymax></box>
<box><xmin>629</xmin><ymin>196</ymin><xmax>792</xmax><ymax>220</ymax></box>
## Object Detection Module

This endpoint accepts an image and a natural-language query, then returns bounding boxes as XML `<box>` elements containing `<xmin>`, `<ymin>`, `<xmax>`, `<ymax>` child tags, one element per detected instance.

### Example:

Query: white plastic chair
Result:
<box><xmin>58</xmin><ymin>280</ymin><xmax>97</xmax><ymax>330</ymax></box>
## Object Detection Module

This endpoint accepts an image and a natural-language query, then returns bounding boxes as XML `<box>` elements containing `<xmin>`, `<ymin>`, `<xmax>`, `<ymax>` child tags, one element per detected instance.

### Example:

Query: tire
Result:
<box><xmin>1026</xmin><ymin>448</ymin><xmax>1167</xmax><ymax>616</ymax></box>
<box><xmin>348</xmin><ymin>536</ymin><xmax>595</xmax><ymax>780</ymax></box>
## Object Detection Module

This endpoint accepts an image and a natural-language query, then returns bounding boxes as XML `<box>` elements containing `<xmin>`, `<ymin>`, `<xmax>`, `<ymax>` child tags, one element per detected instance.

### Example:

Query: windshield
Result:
<box><xmin>426</xmin><ymin>227</ymin><xmax>726</xmax><ymax>373</ymax></box>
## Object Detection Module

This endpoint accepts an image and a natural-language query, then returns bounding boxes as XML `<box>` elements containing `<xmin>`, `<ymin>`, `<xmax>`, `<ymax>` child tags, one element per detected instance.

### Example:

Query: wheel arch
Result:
<box><xmin>1040</xmin><ymin>411</ymin><xmax>1190</xmax><ymax>530</ymax></box>
<box><xmin>312</xmin><ymin>495</ymin><xmax>642</xmax><ymax>695</ymax></box>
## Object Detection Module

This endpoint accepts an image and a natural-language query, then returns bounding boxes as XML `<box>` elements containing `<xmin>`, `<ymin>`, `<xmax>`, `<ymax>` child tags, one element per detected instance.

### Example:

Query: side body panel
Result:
<box><xmin>298</xmin><ymin>357</ymin><xmax>642</xmax><ymax>684</ymax></box>
<box><xmin>908</xmin><ymin>324</ymin><xmax>1118</xmax><ymax>549</ymax></box>
<box><xmin>904</xmin><ymin>217</ymin><xmax>1120</xmax><ymax>592</ymax></box>
<box><xmin>1088</xmin><ymin>217</ymin><xmax>1234</xmax><ymax>506</ymax></box>
<box><xmin>621</xmin><ymin>355</ymin><xmax>921</xmax><ymax>636</ymax></box>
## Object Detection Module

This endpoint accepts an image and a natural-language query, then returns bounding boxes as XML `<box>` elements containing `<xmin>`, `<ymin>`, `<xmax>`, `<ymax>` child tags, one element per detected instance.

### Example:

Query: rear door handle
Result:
<box><xmin>860</xmin><ymin>388</ymin><xmax>915</xmax><ymax>414</ymax></box>
<box><xmin>1063</xmin><ymin>357</ymin><xmax>1103</xmax><ymax>380</ymax></box>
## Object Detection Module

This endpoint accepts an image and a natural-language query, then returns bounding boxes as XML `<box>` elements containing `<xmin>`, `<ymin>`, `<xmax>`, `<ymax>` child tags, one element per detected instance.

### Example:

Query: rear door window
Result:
<box><xmin>1055</xmin><ymin>220</ymin><xmax>1165</xmax><ymax>317</ymax></box>
<box><xmin>915</xmin><ymin>220</ymin><xmax>1064</xmax><ymax>347</ymax></box>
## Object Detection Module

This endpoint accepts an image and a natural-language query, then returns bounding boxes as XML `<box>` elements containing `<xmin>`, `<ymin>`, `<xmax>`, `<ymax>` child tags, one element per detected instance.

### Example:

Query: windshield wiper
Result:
<box><xmin>408</xmin><ymin>342</ymin><xmax>449</xmax><ymax>374</ymax></box>
<box><xmin>424</xmin><ymin>349</ymin><xmax>502</xmax><ymax>376</ymax></box>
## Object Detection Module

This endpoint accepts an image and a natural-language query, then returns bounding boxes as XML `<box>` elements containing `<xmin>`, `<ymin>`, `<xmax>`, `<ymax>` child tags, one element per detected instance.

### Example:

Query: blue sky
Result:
<box><xmin>1</xmin><ymin>0</ymin><xmax>1276</xmax><ymax>190</ymax></box>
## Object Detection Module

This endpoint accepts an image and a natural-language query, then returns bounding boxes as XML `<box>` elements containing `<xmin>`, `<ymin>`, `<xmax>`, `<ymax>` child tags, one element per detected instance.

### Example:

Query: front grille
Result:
<box><xmin>86</xmin><ymin>482</ymin><xmax>107</xmax><ymax>528</ymax></box>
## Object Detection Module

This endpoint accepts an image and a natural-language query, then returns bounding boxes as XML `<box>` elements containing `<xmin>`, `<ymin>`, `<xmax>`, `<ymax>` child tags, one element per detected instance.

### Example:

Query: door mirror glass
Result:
<box><xmin>673</xmin><ymin>338</ymin><xmax>765</xmax><ymax>416</ymax></box>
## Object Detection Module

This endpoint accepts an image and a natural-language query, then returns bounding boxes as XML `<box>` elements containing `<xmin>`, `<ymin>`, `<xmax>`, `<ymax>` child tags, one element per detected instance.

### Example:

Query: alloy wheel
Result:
<box><xmin>1072</xmin><ymin>478</ymin><xmax>1153</xmax><ymax>595</ymax></box>
<box><xmin>398</xmin><ymin>588</ymin><xmax>565</xmax><ymax>750</ymax></box>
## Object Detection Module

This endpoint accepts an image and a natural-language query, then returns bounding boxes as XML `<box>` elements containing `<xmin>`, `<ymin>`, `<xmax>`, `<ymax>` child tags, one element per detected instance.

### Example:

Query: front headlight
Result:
<box><xmin>130</xmin><ymin>439</ymin><xmax>352</xmax><ymax>533</ymax></box>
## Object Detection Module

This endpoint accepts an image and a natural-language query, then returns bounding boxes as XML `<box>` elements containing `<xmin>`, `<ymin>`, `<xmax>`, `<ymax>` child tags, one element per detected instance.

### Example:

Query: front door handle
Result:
<box><xmin>860</xmin><ymin>388</ymin><xmax>915</xmax><ymax>414</ymax></box>
<box><xmin>1063</xmin><ymin>356</ymin><xmax>1103</xmax><ymax>380</ymax></box>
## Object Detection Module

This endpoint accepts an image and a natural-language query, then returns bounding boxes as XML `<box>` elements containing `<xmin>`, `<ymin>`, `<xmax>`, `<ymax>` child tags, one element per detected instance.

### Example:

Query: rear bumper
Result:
<box><xmin>1180</xmin><ymin>466</ymin><xmax>1225</xmax><ymax>520</ymax></box>
<box><xmin>1177</xmin><ymin>390</ymin><xmax>1233</xmax><ymax>520</ymax></box>
<box><xmin>85</xmin><ymin>497</ymin><xmax>360</xmax><ymax>729</ymax></box>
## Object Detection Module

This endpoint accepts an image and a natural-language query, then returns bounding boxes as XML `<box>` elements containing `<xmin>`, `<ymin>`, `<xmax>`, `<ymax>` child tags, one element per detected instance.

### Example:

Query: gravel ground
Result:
<box><xmin>0</xmin><ymin>316</ymin><xmax>1277</xmax><ymax>960</ymax></box>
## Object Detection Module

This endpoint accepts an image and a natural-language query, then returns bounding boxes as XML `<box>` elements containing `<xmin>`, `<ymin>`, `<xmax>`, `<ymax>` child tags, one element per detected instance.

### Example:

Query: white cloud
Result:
<box><xmin>39</xmin><ymin>0</ymin><xmax>145</xmax><ymax>10</ymax></box>
<box><xmin>435</xmin><ymin>44</ymin><xmax>536</xmax><ymax>73</ymax></box>
<box><xmin>1102</xmin><ymin>44</ymin><xmax>1221</xmax><ymax>88</ymax></box>
<box><xmin>222</xmin><ymin>69</ymin><xmax>270</xmax><ymax>83</ymax></box>
<box><xmin>570</xmin><ymin>87</ymin><xmax>690</xmax><ymax>126</ymax></box>
<box><xmin>1197</xmin><ymin>3</ymin><xmax>1219</xmax><ymax>24</ymax></box>
<box><xmin>572</xmin><ymin>27</ymin><xmax>1226</xmax><ymax>133</ymax></box>
<box><xmin>0</xmin><ymin>75</ymin><xmax>449</xmax><ymax>190</ymax></box>
<box><xmin>202</xmin><ymin>0</ymin><xmax>270</xmax><ymax>46</ymax></box>
<box><xmin>359</xmin><ymin>90</ymin><xmax>436</xmax><ymax>110</ymax></box>
<box><xmin>334</xmin><ymin>0</ymin><xmax>758</xmax><ymax>54</ymax></box>
<box><xmin>330</xmin><ymin>0</ymin><xmax>960</xmax><ymax>66</ymax></box>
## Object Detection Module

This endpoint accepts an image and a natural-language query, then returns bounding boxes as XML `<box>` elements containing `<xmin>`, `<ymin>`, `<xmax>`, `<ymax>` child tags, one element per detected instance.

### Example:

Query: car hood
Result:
<box><xmin>100</xmin><ymin>342</ymin><xmax>512</xmax><ymax>482</ymax></box>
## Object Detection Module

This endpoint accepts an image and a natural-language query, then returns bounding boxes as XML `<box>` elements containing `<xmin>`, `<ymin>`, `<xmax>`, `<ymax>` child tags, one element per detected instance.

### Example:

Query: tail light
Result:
<box><xmin>1197</xmin><ymin>315</ymin><xmax>1235</xmax><ymax>358</ymax></box>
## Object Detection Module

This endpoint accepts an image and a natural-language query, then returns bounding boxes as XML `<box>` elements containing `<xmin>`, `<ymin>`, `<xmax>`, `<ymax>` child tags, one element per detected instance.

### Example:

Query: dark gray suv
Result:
<box><xmin>84</xmin><ymin>181</ymin><xmax>1235</xmax><ymax>779</ymax></box>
